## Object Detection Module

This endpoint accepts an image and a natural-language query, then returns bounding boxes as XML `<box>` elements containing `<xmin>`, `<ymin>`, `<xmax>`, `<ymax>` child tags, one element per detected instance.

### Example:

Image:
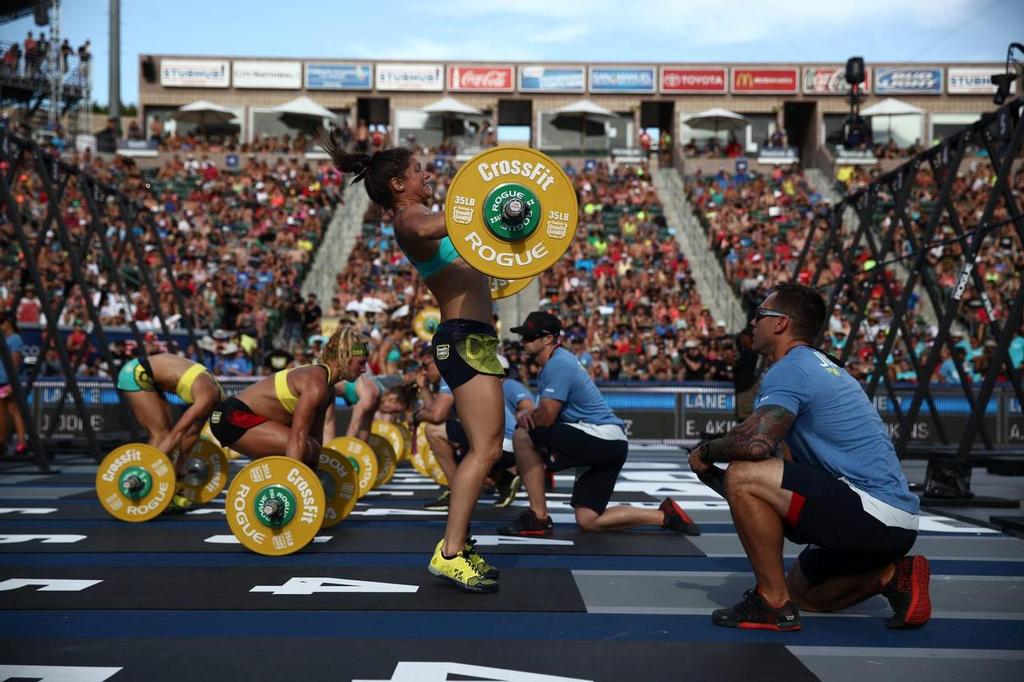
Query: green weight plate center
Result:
<box><xmin>118</xmin><ymin>466</ymin><xmax>152</xmax><ymax>500</ymax></box>
<box><xmin>254</xmin><ymin>484</ymin><xmax>297</xmax><ymax>528</ymax></box>
<box><xmin>484</xmin><ymin>183</ymin><xmax>540</xmax><ymax>242</ymax></box>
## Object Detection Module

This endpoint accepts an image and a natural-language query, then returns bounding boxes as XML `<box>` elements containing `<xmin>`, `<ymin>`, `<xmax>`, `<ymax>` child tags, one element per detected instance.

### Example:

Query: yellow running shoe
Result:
<box><xmin>465</xmin><ymin>538</ymin><xmax>500</xmax><ymax>580</ymax></box>
<box><xmin>162</xmin><ymin>493</ymin><xmax>193</xmax><ymax>515</ymax></box>
<box><xmin>428</xmin><ymin>539</ymin><xmax>499</xmax><ymax>593</ymax></box>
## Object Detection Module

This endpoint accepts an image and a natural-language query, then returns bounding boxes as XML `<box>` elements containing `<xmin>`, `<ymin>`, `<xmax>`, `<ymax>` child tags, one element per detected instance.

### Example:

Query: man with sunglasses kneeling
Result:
<box><xmin>691</xmin><ymin>284</ymin><xmax>929</xmax><ymax>632</ymax></box>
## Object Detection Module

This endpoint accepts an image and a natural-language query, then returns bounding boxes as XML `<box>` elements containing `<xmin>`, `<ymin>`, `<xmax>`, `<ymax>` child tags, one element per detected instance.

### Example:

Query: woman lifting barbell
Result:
<box><xmin>208</xmin><ymin>324</ymin><xmax>369</xmax><ymax>472</ymax></box>
<box><xmin>320</xmin><ymin>134</ymin><xmax>504</xmax><ymax>593</ymax></box>
<box><xmin>116</xmin><ymin>352</ymin><xmax>224</xmax><ymax>477</ymax></box>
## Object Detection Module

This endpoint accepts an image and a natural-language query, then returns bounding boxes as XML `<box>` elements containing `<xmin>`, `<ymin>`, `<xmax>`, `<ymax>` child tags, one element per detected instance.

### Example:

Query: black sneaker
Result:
<box><xmin>493</xmin><ymin>472</ymin><xmax>521</xmax><ymax>508</ymax></box>
<box><xmin>882</xmin><ymin>555</ymin><xmax>931</xmax><ymax>629</ymax></box>
<box><xmin>423</xmin><ymin>488</ymin><xmax>450</xmax><ymax>511</ymax></box>
<box><xmin>712</xmin><ymin>588</ymin><xmax>801</xmax><ymax>631</ymax></box>
<box><xmin>659</xmin><ymin>497</ymin><xmax>701</xmax><ymax>536</ymax></box>
<box><xmin>498</xmin><ymin>509</ymin><xmax>554</xmax><ymax>537</ymax></box>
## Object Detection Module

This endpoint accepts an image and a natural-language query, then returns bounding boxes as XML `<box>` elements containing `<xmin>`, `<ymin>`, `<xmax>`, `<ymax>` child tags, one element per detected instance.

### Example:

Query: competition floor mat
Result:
<box><xmin>1</xmin><ymin>446</ymin><xmax>1022</xmax><ymax>682</ymax></box>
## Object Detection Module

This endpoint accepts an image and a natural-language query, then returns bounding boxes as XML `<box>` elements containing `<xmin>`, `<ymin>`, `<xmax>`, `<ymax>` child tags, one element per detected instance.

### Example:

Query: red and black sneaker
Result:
<box><xmin>712</xmin><ymin>588</ymin><xmax>801</xmax><ymax>631</ymax></box>
<box><xmin>882</xmin><ymin>555</ymin><xmax>931</xmax><ymax>629</ymax></box>
<box><xmin>498</xmin><ymin>509</ymin><xmax>554</xmax><ymax>537</ymax></box>
<box><xmin>660</xmin><ymin>497</ymin><xmax>701</xmax><ymax>536</ymax></box>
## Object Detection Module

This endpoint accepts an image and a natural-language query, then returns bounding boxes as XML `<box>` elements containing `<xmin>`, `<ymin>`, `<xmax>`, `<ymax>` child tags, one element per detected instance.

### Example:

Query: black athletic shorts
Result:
<box><xmin>527</xmin><ymin>423</ymin><xmax>628</xmax><ymax>514</ymax></box>
<box><xmin>447</xmin><ymin>418</ymin><xmax>514</xmax><ymax>469</ymax></box>
<box><xmin>432</xmin><ymin>319</ymin><xmax>503</xmax><ymax>390</ymax></box>
<box><xmin>781</xmin><ymin>459</ymin><xmax>918</xmax><ymax>585</ymax></box>
<box><xmin>209</xmin><ymin>397</ymin><xmax>268</xmax><ymax>448</ymax></box>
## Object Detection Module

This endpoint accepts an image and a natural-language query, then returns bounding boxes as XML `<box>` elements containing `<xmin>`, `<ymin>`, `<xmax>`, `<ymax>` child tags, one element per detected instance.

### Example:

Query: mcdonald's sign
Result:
<box><xmin>731</xmin><ymin>68</ymin><xmax>798</xmax><ymax>94</ymax></box>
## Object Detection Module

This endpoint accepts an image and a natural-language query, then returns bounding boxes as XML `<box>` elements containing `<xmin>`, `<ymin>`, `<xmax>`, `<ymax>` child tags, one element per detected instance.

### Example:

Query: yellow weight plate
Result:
<box><xmin>372</xmin><ymin>421</ymin><xmax>406</xmax><ymax>465</ymax></box>
<box><xmin>413</xmin><ymin>307</ymin><xmax>441</xmax><ymax>343</ymax></box>
<box><xmin>428</xmin><ymin>459</ymin><xmax>448</xmax><ymax>487</ymax></box>
<box><xmin>367</xmin><ymin>433</ymin><xmax>398</xmax><ymax>487</ymax></box>
<box><xmin>411</xmin><ymin>424</ymin><xmax>435</xmax><ymax>480</ymax></box>
<box><xmin>178</xmin><ymin>440</ymin><xmax>229</xmax><ymax>504</ymax></box>
<box><xmin>325</xmin><ymin>436</ymin><xmax>378</xmax><ymax>499</ymax></box>
<box><xmin>226</xmin><ymin>456</ymin><xmax>324</xmax><ymax>556</ymax></box>
<box><xmin>96</xmin><ymin>443</ymin><xmax>176</xmax><ymax>522</ymax></box>
<box><xmin>317</xmin><ymin>447</ymin><xmax>359</xmax><ymax>528</ymax></box>
<box><xmin>446</xmin><ymin>146</ymin><xmax>578</xmax><ymax>278</ymax></box>
<box><xmin>395</xmin><ymin>422</ymin><xmax>413</xmax><ymax>461</ymax></box>
<box><xmin>491</xmin><ymin>274</ymin><xmax>536</xmax><ymax>300</ymax></box>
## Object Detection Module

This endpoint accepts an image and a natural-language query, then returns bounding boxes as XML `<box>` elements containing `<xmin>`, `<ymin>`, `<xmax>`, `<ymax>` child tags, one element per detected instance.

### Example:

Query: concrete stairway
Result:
<box><xmin>653</xmin><ymin>166</ymin><xmax>747</xmax><ymax>332</ymax></box>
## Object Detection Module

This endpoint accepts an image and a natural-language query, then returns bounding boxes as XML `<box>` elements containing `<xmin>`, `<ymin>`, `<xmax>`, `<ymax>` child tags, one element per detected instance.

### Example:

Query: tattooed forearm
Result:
<box><xmin>706</xmin><ymin>405</ymin><xmax>795</xmax><ymax>462</ymax></box>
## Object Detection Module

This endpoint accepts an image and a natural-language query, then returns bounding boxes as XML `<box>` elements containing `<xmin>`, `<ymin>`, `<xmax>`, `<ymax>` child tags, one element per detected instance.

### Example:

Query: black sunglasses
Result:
<box><xmin>755</xmin><ymin>307</ymin><xmax>788</xmax><ymax>322</ymax></box>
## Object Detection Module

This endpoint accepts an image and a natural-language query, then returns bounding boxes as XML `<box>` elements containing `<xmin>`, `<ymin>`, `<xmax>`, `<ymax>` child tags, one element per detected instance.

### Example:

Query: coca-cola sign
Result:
<box><xmin>802</xmin><ymin>66</ymin><xmax>872</xmax><ymax>94</ymax></box>
<box><xmin>447</xmin><ymin>66</ymin><xmax>515</xmax><ymax>92</ymax></box>
<box><xmin>660</xmin><ymin>67</ymin><xmax>727</xmax><ymax>93</ymax></box>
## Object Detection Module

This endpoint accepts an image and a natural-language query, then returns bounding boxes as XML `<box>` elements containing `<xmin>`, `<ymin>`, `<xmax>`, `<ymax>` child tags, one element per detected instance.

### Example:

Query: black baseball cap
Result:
<box><xmin>510</xmin><ymin>311</ymin><xmax>562</xmax><ymax>340</ymax></box>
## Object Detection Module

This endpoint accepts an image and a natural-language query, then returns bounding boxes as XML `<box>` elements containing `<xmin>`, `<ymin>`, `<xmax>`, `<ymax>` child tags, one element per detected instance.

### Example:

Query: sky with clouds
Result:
<box><xmin>0</xmin><ymin>0</ymin><xmax>1020</xmax><ymax>105</ymax></box>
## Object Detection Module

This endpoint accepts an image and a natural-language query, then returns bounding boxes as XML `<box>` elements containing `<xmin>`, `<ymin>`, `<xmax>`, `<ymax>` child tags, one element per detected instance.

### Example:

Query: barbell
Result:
<box><xmin>95</xmin><ymin>440</ymin><xmax>229</xmax><ymax>522</ymax></box>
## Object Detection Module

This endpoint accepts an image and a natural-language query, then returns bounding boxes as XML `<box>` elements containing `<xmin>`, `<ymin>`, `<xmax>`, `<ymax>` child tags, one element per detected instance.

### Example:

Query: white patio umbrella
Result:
<box><xmin>860</xmin><ymin>98</ymin><xmax>925</xmax><ymax>144</ymax></box>
<box><xmin>422</xmin><ymin>96</ymin><xmax>483</xmax><ymax>142</ymax></box>
<box><xmin>270</xmin><ymin>96</ymin><xmax>337</xmax><ymax>135</ymax></box>
<box><xmin>683</xmin><ymin>108</ymin><xmax>748</xmax><ymax>149</ymax></box>
<box><xmin>551</xmin><ymin>99</ymin><xmax>616</xmax><ymax>151</ymax></box>
<box><xmin>422</xmin><ymin>96</ymin><xmax>483</xmax><ymax>116</ymax></box>
<box><xmin>171</xmin><ymin>100</ymin><xmax>236</xmax><ymax>136</ymax></box>
<box><xmin>271</xmin><ymin>96</ymin><xmax>337</xmax><ymax>120</ymax></box>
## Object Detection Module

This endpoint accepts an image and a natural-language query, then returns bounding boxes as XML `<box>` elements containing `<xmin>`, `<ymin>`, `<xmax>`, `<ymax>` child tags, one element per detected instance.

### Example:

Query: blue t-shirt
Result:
<box><xmin>0</xmin><ymin>333</ymin><xmax>24</xmax><ymax>384</ymax></box>
<box><xmin>442</xmin><ymin>377</ymin><xmax>514</xmax><ymax>441</ymax></box>
<box><xmin>503</xmin><ymin>403</ymin><xmax>516</xmax><ymax>441</ymax></box>
<box><xmin>538</xmin><ymin>347</ymin><xmax>624</xmax><ymax>427</ymax></box>
<box><xmin>756</xmin><ymin>346</ymin><xmax>918</xmax><ymax>514</ymax></box>
<box><xmin>502</xmin><ymin>378</ymin><xmax>533</xmax><ymax>416</ymax></box>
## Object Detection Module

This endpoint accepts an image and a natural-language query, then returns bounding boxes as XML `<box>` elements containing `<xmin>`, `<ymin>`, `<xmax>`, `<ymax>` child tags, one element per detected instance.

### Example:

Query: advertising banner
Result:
<box><xmin>447</xmin><ymin>65</ymin><xmax>515</xmax><ymax>92</ymax></box>
<box><xmin>376</xmin><ymin>63</ymin><xmax>444</xmax><ymax>91</ymax></box>
<box><xmin>306</xmin><ymin>62</ymin><xmax>373</xmax><ymax>90</ymax></box>
<box><xmin>232</xmin><ymin>60</ymin><xmax>302</xmax><ymax>89</ymax></box>
<box><xmin>802</xmin><ymin>66</ymin><xmax>872</xmax><ymax>94</ymax></box>
<box><xmin>518</xmin><ymin>65</ymin><xmax>586</xmax><ymax>93</ymax></box>
<box><xmin>660</xmin><ymin>67</ymin><xmax>727</xmax><ymax>93</ymax></box>
<box><xmin>589</xmin><ymin>67</ymin><xmax>656</xmax><ymax>93</ymax></box>
<box><xmin>159</xmin><ymin>59</ymin><xmax>229</xmax><ymax>88</ymax></box>
<box><xmin>731</xmin><ymin>67</ymin><xmax>799</xmax><ymax>94</ymax></box>
<box><xmin>875</xmin><ymin>67</ymin><xmax>943</xmax><ymax>94</ymax></box>
<box><xmin>948</xmin><ymin>67</ymin><xmax>1015</xmax><ymax>95</ymax></box>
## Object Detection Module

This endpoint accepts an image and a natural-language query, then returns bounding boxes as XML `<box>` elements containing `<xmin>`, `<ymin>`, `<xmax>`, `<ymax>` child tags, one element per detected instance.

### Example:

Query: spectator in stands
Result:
<box><xmin>303</xmin><ymin>292</ymin><xmax>322</xmax><ymax>338</ymax></box>
<box><xmin>59</xmin><ymin>39</ymin><xmax>72</xmax><ymax>73</ymax></box>
<box><xmin>16</xmin><ymin>286</ymin><xmax>41</xmax><ymax>325</ymax></box>
<box><xmin>3</xmin><ymin>42</ymin><xmax>20</xmax><ymax>75</ymax></box>
<box><xmin>77</xmin><ymin>40</ymin><xmax>90</xmax><ymax>80</ymax></box>
<box><xmin>725</xmin><ymin>135</ymin><xmax>743</xmax><ymax>158</ymax></box>
<box><xmin>0</xmin><ymin>314</ymin><xmax>28</xmax><ymax>456</ymax></box>
<box><xmin>23</xmin><ymin>32</ymin><xmax>36</xmax><ymax>77</ymax></box>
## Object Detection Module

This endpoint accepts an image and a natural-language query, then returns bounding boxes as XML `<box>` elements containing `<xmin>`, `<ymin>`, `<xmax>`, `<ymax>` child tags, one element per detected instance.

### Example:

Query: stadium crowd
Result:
<box><xmin>1</xmin><ymin>135</ymin><xmax>345</xmax><ymax>379</ymax></box>
<box><xmin>2</xmin><ymin>122</ymin><xmax>1020</xmax><ymax>396</ymax></box>
<box><xmin>685</xmin><ymin>158</ymin><xmax>1024</xmax><ymax>385</ymax></box>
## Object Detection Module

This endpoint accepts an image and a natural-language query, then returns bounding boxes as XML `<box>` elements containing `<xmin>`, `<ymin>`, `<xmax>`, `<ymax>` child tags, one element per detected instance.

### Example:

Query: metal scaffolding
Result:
<box><xmin>793</xmin><ymin>97</ymin><xmax>1024</xmax><ymax>500</ymax></box>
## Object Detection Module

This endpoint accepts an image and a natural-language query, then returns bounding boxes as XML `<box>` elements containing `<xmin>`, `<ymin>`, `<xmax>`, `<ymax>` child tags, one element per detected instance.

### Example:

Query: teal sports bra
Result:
<box><xmin>406</xmin><ymin>236</ymin><xmax>460</xmax><ymax>279</ymax></box>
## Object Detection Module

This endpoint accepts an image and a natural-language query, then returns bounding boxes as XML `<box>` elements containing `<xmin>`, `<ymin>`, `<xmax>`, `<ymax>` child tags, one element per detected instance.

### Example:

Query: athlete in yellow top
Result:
<box><xmin>116</xmin><ymin>352</ymin><xmax>224</xmax><ymax>475</ymax></box>
<box><xmin>208</xmin><ymin>325</ymin><xmax>369</xmax><ymax>472</ymax></box>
